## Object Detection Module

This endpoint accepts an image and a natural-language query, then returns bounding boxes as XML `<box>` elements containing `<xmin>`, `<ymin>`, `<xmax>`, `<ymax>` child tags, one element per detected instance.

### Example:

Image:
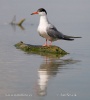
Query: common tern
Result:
<box><xmin>31</xmin><ymin>8</ymin><xmax>81</xmax><ymax>46</ymax></box>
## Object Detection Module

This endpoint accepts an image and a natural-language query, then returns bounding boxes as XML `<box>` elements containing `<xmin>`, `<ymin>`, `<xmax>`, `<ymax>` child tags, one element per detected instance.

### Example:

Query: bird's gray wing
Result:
<box><xmin>46</xmin><ymin>24</ymin><xmax>75</xmax><ymax>41</ymax></box>
<box><xmin>46</xmin><ymin>24</ymin><xmax>64</xmax><ymax>39</ymax></box>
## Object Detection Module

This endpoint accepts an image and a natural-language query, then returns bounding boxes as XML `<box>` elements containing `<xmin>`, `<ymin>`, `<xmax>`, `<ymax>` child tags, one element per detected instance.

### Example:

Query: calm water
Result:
<box><xmin>0</xmin><ymin>0</ymin><xmax>90</xmax><ymax>100</ymax></box>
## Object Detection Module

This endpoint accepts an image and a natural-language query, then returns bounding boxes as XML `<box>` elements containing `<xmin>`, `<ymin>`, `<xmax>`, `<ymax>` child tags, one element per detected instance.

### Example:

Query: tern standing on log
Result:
<box><xmin>31</xmin><ymin>8</ymin><xmax>81</xmax><ymax>46</ymax></box>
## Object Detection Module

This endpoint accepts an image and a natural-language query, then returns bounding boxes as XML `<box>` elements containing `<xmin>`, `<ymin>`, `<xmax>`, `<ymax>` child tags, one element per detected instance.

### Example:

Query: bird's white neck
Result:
<box><xmin>39</xmin><ymin>15</ymin><xmax>49</xmax><ymax>26</ymax></box>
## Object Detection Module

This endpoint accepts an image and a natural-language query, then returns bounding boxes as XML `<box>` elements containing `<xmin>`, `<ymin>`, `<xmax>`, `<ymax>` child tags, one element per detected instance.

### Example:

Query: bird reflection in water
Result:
<box><xmin>36</xmin><ymin>54</ymin><xmax>80</xmax><ymax>96</ymax></box>
<box><xmin>37</xmin><ymin>57</ymin><xmax>60</xmax><ymax>96</ymax></box>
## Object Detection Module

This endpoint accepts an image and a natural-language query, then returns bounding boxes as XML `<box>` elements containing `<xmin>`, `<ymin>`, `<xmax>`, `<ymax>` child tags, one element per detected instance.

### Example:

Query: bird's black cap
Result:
<box><xmin>37</xmin><ymin>8</ymin><xmax>47</xmax><ymax>15</ymax></box>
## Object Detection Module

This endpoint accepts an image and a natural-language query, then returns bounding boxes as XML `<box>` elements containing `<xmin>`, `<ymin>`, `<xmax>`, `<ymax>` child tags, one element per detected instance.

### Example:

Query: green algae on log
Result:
<box><xmin>15</xmin><ymin>41</ymin><xmax>68</xmax><ymax>55</ymax></box>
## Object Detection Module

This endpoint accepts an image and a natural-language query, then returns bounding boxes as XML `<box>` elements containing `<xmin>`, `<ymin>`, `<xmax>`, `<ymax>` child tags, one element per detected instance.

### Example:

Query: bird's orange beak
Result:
<box><xmin>31</xmin><ymin>11</ymin><xmax>38</xmax><ymax>15</ymax></box>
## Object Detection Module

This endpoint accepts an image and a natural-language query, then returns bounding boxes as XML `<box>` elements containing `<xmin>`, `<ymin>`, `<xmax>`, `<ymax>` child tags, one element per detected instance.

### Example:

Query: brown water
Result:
<box><xmin>0</xmin><ymin>0</ymin><xmax>90</xmax><ymax>100</ymax></box>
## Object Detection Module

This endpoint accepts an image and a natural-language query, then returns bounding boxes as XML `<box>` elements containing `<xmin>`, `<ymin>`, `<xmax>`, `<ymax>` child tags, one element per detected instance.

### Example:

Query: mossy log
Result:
<box><xmin>15</xmin><ymin>41</ymin><xmax>68</xmax><ymax>56</ymax></box>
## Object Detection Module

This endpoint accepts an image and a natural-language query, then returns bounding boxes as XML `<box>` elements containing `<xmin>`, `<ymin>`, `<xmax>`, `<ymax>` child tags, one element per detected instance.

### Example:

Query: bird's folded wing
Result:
<box><xmin>46</xmin><ymin>24</ymin><xmax>64</xmax><ymax>39</ymax></box>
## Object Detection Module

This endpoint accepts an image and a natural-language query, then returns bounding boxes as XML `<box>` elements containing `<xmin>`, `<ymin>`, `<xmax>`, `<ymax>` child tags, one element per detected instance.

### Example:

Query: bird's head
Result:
<box><xmin>31</xmin><ymin>8</ymin><xmax>47</xmax><ymax>16</ymax></box>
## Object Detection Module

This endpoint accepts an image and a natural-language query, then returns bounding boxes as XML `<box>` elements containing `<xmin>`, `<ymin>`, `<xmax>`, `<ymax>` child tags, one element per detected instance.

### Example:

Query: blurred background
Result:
<box><xmin>0</xmin><ymin>0</ymin><xmax>90</xmax><ymax>100</ymax></box>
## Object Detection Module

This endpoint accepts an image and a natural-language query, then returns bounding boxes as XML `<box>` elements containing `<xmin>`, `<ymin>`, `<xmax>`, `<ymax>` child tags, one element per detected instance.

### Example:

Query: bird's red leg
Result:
<box><xmin>43</xmin><ymin>39</ymin><xmax>48</xmax><ymax>46</ymax></box>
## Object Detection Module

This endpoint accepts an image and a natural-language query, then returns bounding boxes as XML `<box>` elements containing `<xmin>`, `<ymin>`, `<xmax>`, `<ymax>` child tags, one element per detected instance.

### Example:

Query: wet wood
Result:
<box><xmin>17</xmin><ymin>19</ymin><xmax>25</xmax><ymax>26</ymax></box>
<box><xmin>15</xmin><ymin>41</ymin><xmax>68</xmax><ymax>56</ymax></box>
<box><xmin>10</xmin><ymin>15</ymin><xmax>25</xmax><ymax>26</ymax></box>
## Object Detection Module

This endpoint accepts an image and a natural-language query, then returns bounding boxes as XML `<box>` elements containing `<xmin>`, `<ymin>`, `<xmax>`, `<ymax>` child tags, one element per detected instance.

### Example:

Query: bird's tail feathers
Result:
<box><xmin>64</xmin><ymin>35</ymin><xmax>82</xmax><ymax>38</ymax></box>
<box><xmin>63</xmin><ymin>35</ymin><xmax>81</xmax><ymax>41</ymax></box>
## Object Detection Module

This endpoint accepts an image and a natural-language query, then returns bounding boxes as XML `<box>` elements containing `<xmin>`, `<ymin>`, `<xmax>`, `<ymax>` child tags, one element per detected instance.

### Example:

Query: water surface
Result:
<box><xmin>0</xmin><ymin>0</ymin><xmax>90</xmax><ymax>100</ymax></box>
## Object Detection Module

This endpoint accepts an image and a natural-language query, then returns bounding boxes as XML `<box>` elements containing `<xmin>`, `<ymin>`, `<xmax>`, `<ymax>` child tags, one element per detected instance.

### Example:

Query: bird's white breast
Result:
<box><xmin>38</xmin><ymin>25</ymin><xmax>52</xmax><ymax>41</ymax></box>
<box><xmin>37</xmin><ymin>16</ymin><xmax>52</xmax><ymax>41</ymax></box>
